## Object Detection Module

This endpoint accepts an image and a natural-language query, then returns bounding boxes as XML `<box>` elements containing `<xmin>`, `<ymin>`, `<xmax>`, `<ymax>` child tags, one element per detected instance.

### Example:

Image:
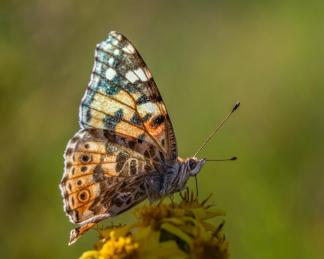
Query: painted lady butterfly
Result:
<box><xmin>59</xmin><ymin>31</ymin><xmax>238</xmax><ymax>245</ymax></box>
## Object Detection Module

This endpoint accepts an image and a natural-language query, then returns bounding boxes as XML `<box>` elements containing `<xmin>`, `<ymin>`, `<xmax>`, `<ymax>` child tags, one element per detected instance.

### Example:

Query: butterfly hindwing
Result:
<box><xmin>60</xmin><ymin>129</ymin><xmax>153</xmax><ymax>227</ymax></box>
<box><xmin>79</xmin><ymin>31</ymin><xmax>177</xmax><ymax>161</ymax></box>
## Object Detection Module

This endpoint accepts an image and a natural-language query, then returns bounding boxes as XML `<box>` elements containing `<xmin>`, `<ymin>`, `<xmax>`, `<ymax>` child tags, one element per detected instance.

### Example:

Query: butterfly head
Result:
<box><xmin>185</xmin><ymin>157</ymin><xmax>206</xmax><ymax>176</ymax></box>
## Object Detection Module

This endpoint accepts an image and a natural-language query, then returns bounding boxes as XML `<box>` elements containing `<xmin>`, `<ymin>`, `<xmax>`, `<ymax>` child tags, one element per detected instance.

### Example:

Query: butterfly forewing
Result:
<box><xmin>79</xmin><ymin>31</ymin><xmax>177</xmax><ymax>161</ymax></box>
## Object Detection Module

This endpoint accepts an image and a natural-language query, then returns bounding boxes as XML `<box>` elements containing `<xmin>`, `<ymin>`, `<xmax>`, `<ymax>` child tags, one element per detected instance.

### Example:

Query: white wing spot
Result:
<box><xmin>113</xmin><ymin>49</ymin><xmax>120</xmax><ymax>56</ymax></box>
<box><xmin>125</xmin><ymin>70</ymin><xmax>139</xmax><ymax>83</ymax></box>
<box><xmin>108</xmin><ymin>57</ymin><xmax>115</xmax><ymax>66</ymax></box>
<box><xmin>102</xmin><ymin>43</ymin><xmax>113</xmax><ymax>51</ymax></box>
<box><xmin>122</xmin><ymin>43</ymin><xmax>135</xmax><ymax>54</ymax></box>
<box><xmin>138</xmin><ymin>102</ymin><xmax>160</xmax><ymax>115</ymax></box>
<box><xmin>105</xmin><ymin>68</ymin><xmax>116</xmax><ymax>80</ymax></box>
<box><xmin>111</xmin><ymin>31</ymin><xmax>122</xmax><ymax>41</ymax></box>
<box><xmin>94</xmin><ymin>62</ymin><xmax>102</xmax><ymax>73</ymax></box>
<box><xmin>111</xmin><ymin>38</ymin><xmax>119</xmax><ymax>46</ymax></box>
<box><xmin>134</xmin><ymin>68</ymin><xmax>148</xmax><ymax>82</ymax></box>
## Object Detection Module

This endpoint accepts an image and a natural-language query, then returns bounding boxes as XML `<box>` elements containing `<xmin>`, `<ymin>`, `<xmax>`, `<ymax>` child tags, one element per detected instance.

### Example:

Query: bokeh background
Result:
<box><xmin>1</xmin><ymin>1</ymin><xmax>323</xmax><ymax>258</ymax></box>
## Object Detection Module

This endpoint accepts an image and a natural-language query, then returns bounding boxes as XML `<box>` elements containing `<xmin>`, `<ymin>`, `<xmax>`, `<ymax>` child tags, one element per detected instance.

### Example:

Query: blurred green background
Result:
<box><xmin>1</xmin><ymin>1</ymin><xmax>323</xmax><ymax>258</ymax></box>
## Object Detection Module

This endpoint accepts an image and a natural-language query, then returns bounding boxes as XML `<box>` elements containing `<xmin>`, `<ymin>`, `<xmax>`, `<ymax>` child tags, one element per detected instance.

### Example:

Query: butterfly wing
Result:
<box><xmin>61</xmin><ymin>31</ymin><xmax>178</xmax><ymax>244</ymax></box>
<box><xmin>79</xmin><ymin>31</ymin><xmax>177</xmax><ymax>161</ymax></box>
<box><xmin>60</xmin><ymin>129</ymin><xmax>152</xmax><ymax>244</ymax></box>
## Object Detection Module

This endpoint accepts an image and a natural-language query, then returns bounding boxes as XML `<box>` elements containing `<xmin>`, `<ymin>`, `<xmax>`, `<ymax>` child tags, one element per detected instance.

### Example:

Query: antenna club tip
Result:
<box><xmin>232</xmin><ymin>101</ymin><xmax>240</xmax><ymax>112</ymax></box>
<box><xmin>230</xmin><ymin>156</ymin><xmax>238</xmax><ymax>160</ymax></box>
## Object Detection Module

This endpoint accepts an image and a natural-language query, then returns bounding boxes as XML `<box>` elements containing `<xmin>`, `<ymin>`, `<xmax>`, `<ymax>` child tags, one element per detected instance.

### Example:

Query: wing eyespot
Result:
<box><xmin>78</xmin><ymin>190</ymin><xmax>90</xmax><ymax>202</ymax></box>
<box><xmin>80</xmin><ymin>154</ymin><xmax>91</xmax><ymax>163</ymax></box>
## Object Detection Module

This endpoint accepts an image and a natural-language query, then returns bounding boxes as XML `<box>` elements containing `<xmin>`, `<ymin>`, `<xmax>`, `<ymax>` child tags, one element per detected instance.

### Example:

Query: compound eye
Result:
<box><xmin>189</xmin><ymin>159</ymin><xmax>197</xmax><ymax>170</ymax></box>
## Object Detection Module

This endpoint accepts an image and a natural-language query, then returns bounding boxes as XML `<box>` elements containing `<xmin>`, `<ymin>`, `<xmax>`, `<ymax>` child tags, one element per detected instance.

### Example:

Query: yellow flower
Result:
<box><xmin>80</xmin><ymin>231</ymin><xmax>138</xmax><ymax>259</ymax></box>
<box><xmin>80</xmin><ymin>189</ymin><xmax>229</xmax><ymax>259</ymax></box>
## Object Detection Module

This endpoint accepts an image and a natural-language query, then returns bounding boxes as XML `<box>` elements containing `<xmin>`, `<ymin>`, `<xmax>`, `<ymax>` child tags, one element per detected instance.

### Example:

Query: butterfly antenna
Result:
<box><xmin>206</xmin><ymin>156</ymin><xmax>238</xmax><ymax>161</ymax></box>
<box><xmin>193</xmin><ymin>101</ymin><xmax>240</xmax><ymax>157</ymax></box>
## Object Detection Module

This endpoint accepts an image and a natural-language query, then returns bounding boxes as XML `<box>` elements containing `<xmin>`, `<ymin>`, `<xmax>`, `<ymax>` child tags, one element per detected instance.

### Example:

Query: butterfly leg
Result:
<box><xmin>141</xmin><ymin>175</ymin><xmax>164</xmax><ymax>204</ymax></box>
<box><xmin>144</xmin><ymin>173</ymin><xmax>170</xmax><ymax>203</ymax></box>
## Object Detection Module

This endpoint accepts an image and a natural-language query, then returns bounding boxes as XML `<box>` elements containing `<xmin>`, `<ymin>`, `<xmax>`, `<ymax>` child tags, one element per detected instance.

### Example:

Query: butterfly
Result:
<box><xmin>59</xmin><ymin>31</ymin><xmax>238</xmax><ymax>245</ymax></box>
